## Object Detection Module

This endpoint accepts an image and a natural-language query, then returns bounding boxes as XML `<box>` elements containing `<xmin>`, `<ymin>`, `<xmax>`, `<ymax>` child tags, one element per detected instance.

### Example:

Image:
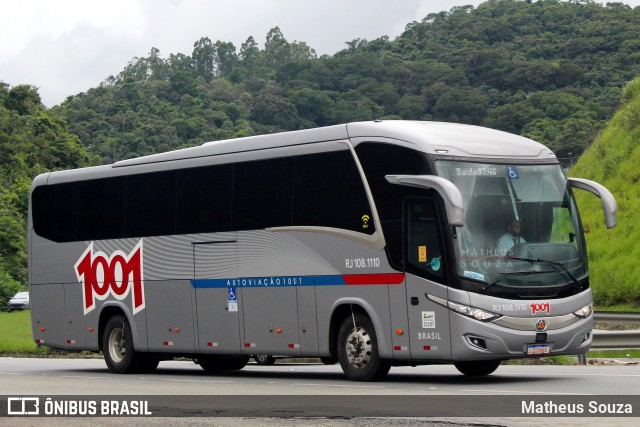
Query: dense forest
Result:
<box><xmin>1</xmin><ymin>0</ymin><xmax>640</xmax><ymax>304</ymax></box>
<box><xmin>54</xmin><ymin>0</ymin><xmax>640</xmax><ymax>163</ymax></box>
<box><xmin>0</xmin><ymin>84</ymin><xmax>93</xmax><ymax>307</ymax></box>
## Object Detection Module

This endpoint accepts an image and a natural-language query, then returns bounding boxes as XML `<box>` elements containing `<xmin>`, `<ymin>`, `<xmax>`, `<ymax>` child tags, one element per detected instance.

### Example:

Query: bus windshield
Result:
<box><xmin>435</xmin><ymin>160</ymin><xmax>587</xmax><ymax>297</ymax></box>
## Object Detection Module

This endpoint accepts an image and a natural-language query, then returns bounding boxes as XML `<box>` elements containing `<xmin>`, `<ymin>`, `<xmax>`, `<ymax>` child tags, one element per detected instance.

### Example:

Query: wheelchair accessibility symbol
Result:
<box><xmin>507</xmin><ymin>166</ymin><xmax>520</xmax><ymax>180</ymax></box>
<box><xmin>228</xmin><ymin>287</ymin><xmax>238</xmax><ymax>312</ymax></box>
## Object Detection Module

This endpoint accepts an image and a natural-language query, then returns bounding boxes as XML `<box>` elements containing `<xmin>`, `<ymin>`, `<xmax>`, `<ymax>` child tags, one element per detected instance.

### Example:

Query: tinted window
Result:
<box><xmin>32</xmin><ymin>148</ymin><xmax>382</xmax><ymax>242</ymax></box>
<box><xmin>355</xmin><ymin>143</ymin><xmax>431</xmax><ymax>268</ymax></box>
<box><xmin>176</xmin><ymin>164</ymin><xmax>233</xmax><ymax>234</ymax></box>
<box><xmin>32</xmin><ymin>183</ymin><xmax>78</xmax><ymax>242</ymax></box>
<box><xmin>78</xmin><ymin>177</ymin><xmax>125</xmax><ymax>241</ymax></box>
<box><xmin>125</xmin><ymin>171</ymin><xmax>177</xmax><ymax>237</ymax></box>
<box><xmin>293</xmin><ymin>150</ymin><xmax>374</xmax><ymax>234</ymax></box>
<box><xmin>405</xmin><ymin>198</ymin><xmax>445</xmax><ymax>281</ymax></box>
<box><xmin>233</xmin><ymin>158</ymin><xmax>293</xmax><ymax>230</ymax></box>
<box><xmin>355</xmin><ymin>143</ymin><xmax>430</xmax><ymax>221</ymax></box>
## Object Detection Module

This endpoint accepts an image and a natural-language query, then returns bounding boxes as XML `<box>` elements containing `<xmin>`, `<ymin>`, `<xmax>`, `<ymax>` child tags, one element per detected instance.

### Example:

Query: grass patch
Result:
<box><xmin>587</xmin><ymin>349</ymin><xmax>640</xmax><ymax>359</ymax></box>
<box><xmin>505</xmin><ymin>355</ymin><xmax>577</xmax><ymax>365</ymax></box>
<box><xmin>594</xmin><ymin>304</ymin><xmax>640</xmax><ymax>313</ymax></box>
<box><xmin>0</xmin><ymin>310</ymin><xmax>37</xmax><ymax>353</ymax></box>
<box><xmin>0</xmin><ymin>310</ymin><xmax>99</xmax><ymax>357</ymax></box>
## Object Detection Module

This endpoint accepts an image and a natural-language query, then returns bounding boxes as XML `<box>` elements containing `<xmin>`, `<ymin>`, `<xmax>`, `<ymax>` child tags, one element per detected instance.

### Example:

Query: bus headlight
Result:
<box><xmin>427</xmin><ymin>294</ymin><xmax>501</xmax><ymax>322</ymax></box>
<box><xmin>573</xmin><ymin>304</ymin><xmax>592</xmax><ymax>318</ymax></box>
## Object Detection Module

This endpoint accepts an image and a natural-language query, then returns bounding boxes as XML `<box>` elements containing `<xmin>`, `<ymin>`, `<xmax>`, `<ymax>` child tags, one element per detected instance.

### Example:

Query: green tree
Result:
<box><xmin>192</xmin><ymin>37</ymin><xmax>216</xmax><ymax>82</ymax></box>
<box><xmin>215</xmin><ymin>41</ymin><xmax>238</xmax><ymax>77</ymax></box>
<box><xmin>0</xmin><ymin>84</ymin><xmax>93</xmax><ymax>288</ymax></box>
<box><xmin>4</xmin><ymin>85</ymin><xmax>41</xmax><ymax>115</ymax></box>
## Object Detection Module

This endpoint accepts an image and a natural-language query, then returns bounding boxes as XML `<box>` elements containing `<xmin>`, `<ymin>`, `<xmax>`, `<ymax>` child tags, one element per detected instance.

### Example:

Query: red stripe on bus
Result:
<box><xmin>343</xmin><ymin>273</ymin><xmax>405</xmax><ymax>286</ymax></box>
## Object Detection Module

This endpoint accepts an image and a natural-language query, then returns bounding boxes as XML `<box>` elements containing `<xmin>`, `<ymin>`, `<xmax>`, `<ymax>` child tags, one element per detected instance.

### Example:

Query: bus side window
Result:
<box><xmin>405</xmin><ymin>198</ymin><xmax>445</xmax><ymax>282</ymax></box>
<box><xmin>176</xmin><ymin>164</ymin><xmax>233</xmax><ymax>234</ymax></box>
<box><xmin>233</xmin><ymin>157</ymin><xmax>294</xmax><ymax>231</ymax></box>
<box><xmin>293</xmin><ymin>150</ymin><xmax>373</xmax><ymax>234</ymax></box>
<box><xmin>32</xmin><ymin>183</ymin><xmax>79</xmax><ymax>242</ymax></box>
<box><xmin>78</xmin><ymin>177</ymin><xmax>125</xmax><ymax>241</ymax></box>
<box><xmin>125</xmin><ymin>171</ymin><xmax>177</xmax><ymax>237</ymax></box>
<box><xmin>355</xmin><ymin>142</ymin><xmax>431</xmax><ymax>270</ymax></box>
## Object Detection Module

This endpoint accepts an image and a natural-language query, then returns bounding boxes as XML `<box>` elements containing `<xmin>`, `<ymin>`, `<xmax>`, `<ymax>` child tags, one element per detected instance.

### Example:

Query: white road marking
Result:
<box><xmin>461</xmin><ymin>389</ymin><xmax>592</xmax><ymax>395</ymax></box>
<box><xmin>498</xmin><ymin>372</ymin><xmax>640</xmax><ymax>378</ymax></box>
<box><xmin>164</xmin><ymin>379</ymin><xmax>234</xmax><ymax>384</ymax></box>
<box><xmin>63</xmin><ymin>375</ymin><xmax>116</xmax><ymax>380</ymax></box>
<box><xmin>296</xmin><ymin>383</ymin><xmax>384</xmax><ymax>389</ymax></box>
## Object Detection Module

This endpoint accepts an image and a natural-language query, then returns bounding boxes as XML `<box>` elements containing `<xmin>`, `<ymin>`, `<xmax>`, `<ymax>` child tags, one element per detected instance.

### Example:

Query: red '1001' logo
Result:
<box><xmin>75</xmin><ymin>240</ymin><xmax>144</xmax><ymax>315</ymax></box>
<box><xmin>530</xmin><ymin>302</ymin><xmax>551</xmax><ymax>315</ymax></box>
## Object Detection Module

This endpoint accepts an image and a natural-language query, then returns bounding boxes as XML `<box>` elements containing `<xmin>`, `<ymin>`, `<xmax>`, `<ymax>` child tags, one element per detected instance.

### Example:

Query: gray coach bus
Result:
<box><xmin>28</xmin><ymin>121</ymin><xmax>616</xmax><ymax>381</ymax></box>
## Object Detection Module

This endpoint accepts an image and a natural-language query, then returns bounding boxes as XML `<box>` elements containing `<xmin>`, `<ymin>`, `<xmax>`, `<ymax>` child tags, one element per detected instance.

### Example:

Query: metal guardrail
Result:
<box><xmin>591</xmin><ymin>330</ymin><xmax>640</xmax><ymax>349</ymax></box>
<box><xmin>591</xmin><ymin>311</ymin><xmax>640</xmax><ymax>349</ymax></box>
<box><xmin>594</xmin><ymin>311</ymin><xmax>640</xmax><ymax>323</ymax></box>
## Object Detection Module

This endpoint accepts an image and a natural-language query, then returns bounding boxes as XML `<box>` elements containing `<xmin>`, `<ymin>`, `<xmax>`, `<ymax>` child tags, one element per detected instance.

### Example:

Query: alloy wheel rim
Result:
<box><xmin>345</xmin><ymin>327</ymin><xmax>372</xmax><ymax>368</ymax></box>
<box><xmin>108</xmin><ymin>327</ymin><xmax>125</xmax><ymax>363</ymax></box>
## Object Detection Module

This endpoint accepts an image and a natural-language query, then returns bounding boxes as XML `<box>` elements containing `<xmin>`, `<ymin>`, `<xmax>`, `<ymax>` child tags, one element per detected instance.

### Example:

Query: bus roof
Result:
<box><xmin>348</xmin><ymin>121</ymin><xmax>554</xmax><ymax>160</ymax></box>
<box><xmin>111</xmin><ymin>121</ymin><xmax>555</xmax><ymax>169</ymax></box>
<box><xmin>35</xmin><ymin>121</ymin><xmax>556</xmax><ymax>186</ymax></box>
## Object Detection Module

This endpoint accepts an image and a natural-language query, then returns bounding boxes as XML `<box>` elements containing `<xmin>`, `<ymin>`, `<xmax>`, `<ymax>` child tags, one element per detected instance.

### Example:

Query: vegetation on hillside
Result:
<box><xmin>0</xmin><ymin>84</ymin><xmax>94</xmax><ymax>308</ymax></box>
<box><xmin>570</xmin><ymin>77</ymin><xmax>640</xmax><ymax>306</ymax></box>
<box><xmin>54</xmin><ymin>0</ymin><xmax>640</xmax><ymax>163</ymax></box>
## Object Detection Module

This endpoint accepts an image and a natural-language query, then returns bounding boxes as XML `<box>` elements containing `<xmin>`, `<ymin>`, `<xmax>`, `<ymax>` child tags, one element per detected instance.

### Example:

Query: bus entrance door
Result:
<box><xmin>404</xmin><ymin>198</ymin><xmax>452</xmax><ymax>360</ymax></box>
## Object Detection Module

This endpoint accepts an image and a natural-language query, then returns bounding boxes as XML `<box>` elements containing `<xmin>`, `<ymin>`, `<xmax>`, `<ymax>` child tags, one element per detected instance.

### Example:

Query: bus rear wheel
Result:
<box><xmin>253</xmin><ymin>355</ymin><xmax>276</xmax><ymax>365</ymax></box>
<box><xmin>337</xmin><ymin>313</ymin><xmax>390</xmax><ymax>381</ymax></box>
<box><xmin>454</xmin><ymin>360</ymin><xmax>501</xmax><ymax>376</ymax></box>
<box><xmin>102</xmin><ymin>314</ymin><xmax>156</xmax><ymax>374</ymax></box>
<box><xmin>198</xmin><ymin>356</ymin><xmax>249</xmax><ymax>372</ymax></box>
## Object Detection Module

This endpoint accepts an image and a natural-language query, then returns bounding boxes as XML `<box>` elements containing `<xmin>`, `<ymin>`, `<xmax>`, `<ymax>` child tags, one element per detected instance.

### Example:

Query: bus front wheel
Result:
<box><xmin>454</xmin><ymin>360</ymin><xmax>501</xmax><ymax>376</ymax></box>
<box><xmin>337</xmin><ymin>313</ymin><xmax>390</xmax><ymax>381</ymax></box>
<box><xmin>320</xmin><ymin>356</ymin><xmax>337</xmax><ymax>365</ymax></box>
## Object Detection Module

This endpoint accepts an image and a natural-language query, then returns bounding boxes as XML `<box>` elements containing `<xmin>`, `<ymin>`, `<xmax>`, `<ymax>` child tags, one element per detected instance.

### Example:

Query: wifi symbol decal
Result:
<box><xmin>361</xmin><ymin>214</ymin><xmax>370</xmax><ymax>229</ymax></box>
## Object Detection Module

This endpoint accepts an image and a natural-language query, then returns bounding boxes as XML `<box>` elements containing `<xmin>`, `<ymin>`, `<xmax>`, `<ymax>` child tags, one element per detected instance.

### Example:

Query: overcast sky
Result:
<box><xmin>1</xmin><ymin>0</ymin><xmax>638</xmax><ymax>107</ymax></box>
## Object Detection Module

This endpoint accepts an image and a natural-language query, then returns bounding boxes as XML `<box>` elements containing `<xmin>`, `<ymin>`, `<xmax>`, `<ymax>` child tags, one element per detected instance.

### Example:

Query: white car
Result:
<box><xmin>7</xmin><ymin>291</ymin><xmax>30</xmax><ymax>311</ymax></box>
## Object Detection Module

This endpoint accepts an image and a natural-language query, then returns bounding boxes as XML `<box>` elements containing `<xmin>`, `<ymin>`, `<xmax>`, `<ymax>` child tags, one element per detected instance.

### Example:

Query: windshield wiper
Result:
<box><xmin>505</xmin><ymin>173</ymin><xmax>522</xmax><ymax>220</ymax></box>
<box><xmin>483</xmin><ymin>269</ymin><xmax>555</xmax><ymax>290</ymax></box>
<box><xmin>508</xmin><ymin>256</ymin><xmax>582</xmax><ymax>291</ymax></box>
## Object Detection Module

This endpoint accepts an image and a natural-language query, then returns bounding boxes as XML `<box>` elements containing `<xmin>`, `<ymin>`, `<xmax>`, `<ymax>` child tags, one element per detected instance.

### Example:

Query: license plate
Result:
<box><xmin>527</xmin><ymin>344</ymin><xmax>550</xmax><ymax>355</ymax></box>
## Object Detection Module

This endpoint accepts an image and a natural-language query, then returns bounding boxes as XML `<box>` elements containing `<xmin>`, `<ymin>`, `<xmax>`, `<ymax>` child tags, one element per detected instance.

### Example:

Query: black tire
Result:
<box><xmin>138</xmin><ymin>353</ymin><xmax>160</xmax><ymax>373</ymax></box>
<box><xmin>337</xmin><ymin>313</ymin><xmax>390</xmax><ymax>381</ymax></box>
<box><xmin>320</xmin><ymin>356</ymin><xmax>337</xmax><ymax>365</ymax></box>
<box><xmin>102</xmin><ymin>314</ymin><xmax>151</xmax><ymax>374</ymax></box>
<box><xmin>253</xmin><ymin>355</ymin><xmax>276</xmax><ymax>365</ymax></box>
<box><xmin>454</xmin><ymin>360</ymin><xmax>501</xmax><ymax>376</ymax></box>
<box><xmin>199</xmin><ymin>355</ymin><xmax>249</xmax><ymax>372</ymax></box>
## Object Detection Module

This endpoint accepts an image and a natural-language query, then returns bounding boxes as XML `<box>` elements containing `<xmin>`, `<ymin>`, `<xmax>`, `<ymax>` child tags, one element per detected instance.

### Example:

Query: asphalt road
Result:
<box><xmin>1</xmin><ymin>357</ymin><xmax>640</xmax><ymax>395</ymax></box>
<box><xmin>1</xmin><ymin>357</ymin><xmax>639</xmax><ymax>426</ymax></box>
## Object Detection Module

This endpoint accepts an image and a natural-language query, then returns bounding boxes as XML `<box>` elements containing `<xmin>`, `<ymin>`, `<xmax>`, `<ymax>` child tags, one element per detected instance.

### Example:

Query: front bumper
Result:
<box><xmin>450</xmin><ymin>311</ymin><xmax>593</xmax><ymax>361</ymax></box>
